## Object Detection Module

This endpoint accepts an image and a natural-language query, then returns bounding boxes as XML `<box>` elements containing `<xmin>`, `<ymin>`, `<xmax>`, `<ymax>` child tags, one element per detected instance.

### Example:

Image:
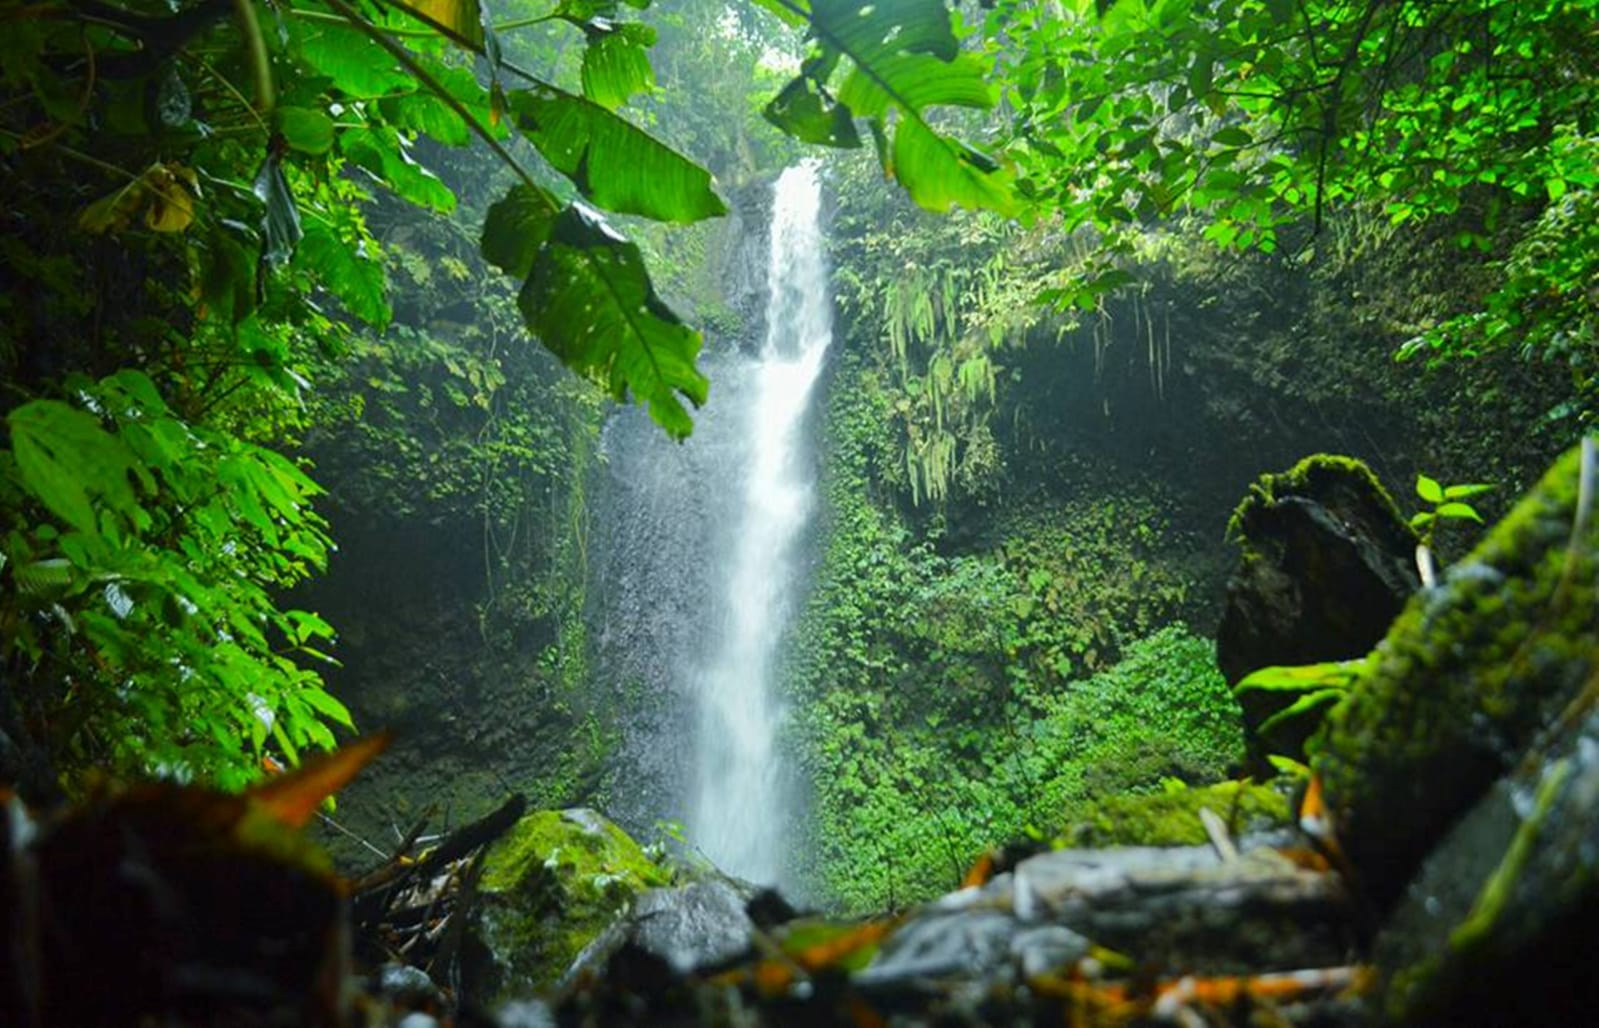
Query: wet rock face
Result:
<box><xmin>1217</xmin><ymin>455</ymin><xmax>1418</xmax><ymax>689</ymax></box>
<box><xmin>1313</xmin><ymin>443</ymin><xmax>1598</xmax><ymax>909</ymax></box>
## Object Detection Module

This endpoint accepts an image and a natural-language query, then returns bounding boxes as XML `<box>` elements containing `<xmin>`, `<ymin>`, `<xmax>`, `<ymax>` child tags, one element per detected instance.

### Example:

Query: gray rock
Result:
<box><xmin>376</xmin><ymin>963</ymin><xmax>444</xmax><ymax>1007</ymax></box>
<box><xmin>629</xmin><ymin>879</ymin><xmax>755</xmax><ymax>973</ymax></box>
<box><xmin>1004</xmin><ymin>844</ymin><xmax>1354</xmax><ymax>972</ymax></box>
<box><xmin>855</xmin><ymin>911</ymin><xmax>1017</xmax><ymax>990</ymax></box>
<box><xmin>1008</xmin><ymin>925</ymin><xmax>1091</xmax><ymax>979</ymax></box>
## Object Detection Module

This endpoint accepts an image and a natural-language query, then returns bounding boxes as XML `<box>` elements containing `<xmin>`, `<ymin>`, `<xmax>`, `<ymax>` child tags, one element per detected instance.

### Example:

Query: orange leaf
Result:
<box><xmin>249</xmin><ymin>731</ymin><xmax>392</xmax><ymax>829</ymax></box>
<box><xmin>791</xmin><ymin>919</ymin><xmax>896</xmax><ymax>973</ymax></box>
<box><xmin>961</xmin><ymin>850</ymin><xmax>996</xmax><ymax>889</ymax></box>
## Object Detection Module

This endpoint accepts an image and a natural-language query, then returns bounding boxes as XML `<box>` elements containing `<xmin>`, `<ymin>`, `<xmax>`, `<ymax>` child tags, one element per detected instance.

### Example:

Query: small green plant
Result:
<box><xmin>1410</xmin><ymin>474</ymin><xmax>1493</xmax><ymax>549</ymax></box>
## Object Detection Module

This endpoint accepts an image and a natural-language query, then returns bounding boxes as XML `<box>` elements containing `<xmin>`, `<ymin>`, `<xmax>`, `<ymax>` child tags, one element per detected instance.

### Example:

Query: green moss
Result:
<box><xmin>481</xmin><ymin>808</ymin><xmax>667</xmax><ymax>893</ymax></box>
<box><xmin>472</xmin><ymin>809</ymin><xmax>670</xmax><ymax>1000</ymax></box>
<box><xmin>1226</xmin><ymin>453</ymin><xmax>1407</xmax><ymax>543</ymax></box>
<box><xmin>1311</xmin><ymin>443</ymin><xmax>1597</xmax><ymax>905</ymax></box>
<box><xmin>1056</xmin><ymin>779</ymin><xmax>1295</xmax><ymax>849</ymax></box>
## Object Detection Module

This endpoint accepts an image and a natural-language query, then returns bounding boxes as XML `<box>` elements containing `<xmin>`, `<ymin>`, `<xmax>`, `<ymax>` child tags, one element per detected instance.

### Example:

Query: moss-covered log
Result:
<box><xmin>1312</xmin><ymin>441</ymin><xmax>1598</xmax><ymax>909</ymax></box>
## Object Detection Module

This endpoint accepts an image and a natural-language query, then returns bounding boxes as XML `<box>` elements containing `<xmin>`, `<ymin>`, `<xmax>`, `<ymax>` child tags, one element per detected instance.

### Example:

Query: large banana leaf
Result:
<box><xmin>340</xmin><ymin>126</ymin><xmax>457</xmax><ymax>212</ymax></box>
<box><xmin>580</xmin><ymin>21</ymin><xmax>656</xmax><ymax>110</ymax></box>
<box><xmin>287</xmin><ymin>18</ymin><xmax>413</xmax><ymax>97</ymax></box>
<box><xmin>508</xmin><ymin>88</ymin><xmax>725</xmax><ymax>223</ymax></box>
<box><xmin>482</xmin><ymin>187</ymin><xmax>708</xmax><ymax>439</ymax></box>
<box><xmin>763</xmin><ymin>0</ymin><xmax>1017</xmax><ymax>216</ymax></box>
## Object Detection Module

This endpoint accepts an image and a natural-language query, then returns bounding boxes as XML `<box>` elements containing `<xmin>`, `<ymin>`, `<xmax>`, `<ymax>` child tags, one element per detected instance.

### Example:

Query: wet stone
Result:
<box><xmin>1008</xmin><ymin>925</ymin><xmax>1092</xmax><ymax>979</ymax></box>
<box><xmin>854</xmin><ymin>911</ymin><xmax>1018</xmax><ymax>993</ymax></box>
<box><xmin>629</xmin><ymin>879</ymin><xmax>755</xmax><ymax>973</ymax></box>
<box><xmin>1005</xmin><ymin>845</ymin><xmax>1355</xmax><ymax>972</ymax></box>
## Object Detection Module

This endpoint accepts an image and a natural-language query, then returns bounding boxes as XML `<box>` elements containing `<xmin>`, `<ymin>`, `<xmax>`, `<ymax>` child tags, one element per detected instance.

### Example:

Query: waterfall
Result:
<box><xmin>688</xmin><ymin>163</ymin><xmax>831</xmax><ymax>883</ymax></box>
<box><xmin>588</xmin><ymin>163</ymin><xmax>829</xmax><ymax>886</ymax></box>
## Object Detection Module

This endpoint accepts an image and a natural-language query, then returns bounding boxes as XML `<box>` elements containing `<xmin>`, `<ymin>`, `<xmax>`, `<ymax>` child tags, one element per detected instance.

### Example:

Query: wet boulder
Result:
<box><xmin>560</xmin><ymin>876</ymin><xmax>765</xmax><ymax>990</ymax></box>
<box><xmin>1217</xmin><ymin>455</ymin><xmax>1419</xmax><ymax>691</ymax></box>
<box><xmin>628</xmin><ymin>879</ymin><xmax>756</xmax><ymax>972</ymax></box>
<box><xmin>1312</xmin><ymin>441</ymin><xmax>1598</xmax><ymax>908</ymax></box>
<box><xmin>461</xmin><ymin>808</ymin><xmax>669</xmax><ymax>1008</ymax></box>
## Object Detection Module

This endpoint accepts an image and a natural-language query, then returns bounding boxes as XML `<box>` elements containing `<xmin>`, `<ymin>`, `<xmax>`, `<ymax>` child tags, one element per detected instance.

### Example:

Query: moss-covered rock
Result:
<box><xmin>1312</xmin><ymin>441</ymin><xmax>1598</xmax><ymax>909</ymax></box>
<box><xmin>462</xmin><ymin>808</ymin><xmax>670</xmax><ymax>1008</ymax></box>
<box><xmin>1057</xmin><ymin>780</ymin><xmax>1294</xmax><ymax>849</ymax></box>
<box><xmin>1217</xmin><ymin>454</ymin><xmax>1419</xmax><ymax>690</ymax></box>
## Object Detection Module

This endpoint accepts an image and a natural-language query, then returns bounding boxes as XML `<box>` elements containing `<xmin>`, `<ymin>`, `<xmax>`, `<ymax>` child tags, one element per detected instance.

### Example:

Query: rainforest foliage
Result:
<box><xmin>0</xmin><ymin>0</ymin><xmax>1593</xmax><ymax>926</ymax></box>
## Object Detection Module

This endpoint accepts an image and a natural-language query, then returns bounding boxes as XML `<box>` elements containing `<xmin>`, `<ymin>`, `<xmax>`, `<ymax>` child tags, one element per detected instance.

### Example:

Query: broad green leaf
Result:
<box><xmin>481</xmin><ymin>183</ymin><xmax>562</xmax><ymax>279</ymax></box>
<box><xmin>9</xmin><ymin>401</ymin><xmax>142</xmax><ymax>535</ymax></box>
<box><xmin>1443</xmin><ymin>482</ymin><xmax>1494</xmax><ymax>500</ymax></box>
<box><xmin>106</xmin><ymin>369</ymin><xmax>165</xmax><ymax>414</ymax></box>
<box><xmin>288</xmin><ymin>19</ymin><xmax>414</xmax><ymax>97</ymax></box>
<box><xmin>580</xmin><ymin>21</ymin><xmax>656</xmax><ymax>110</ymax></box>
<box><xmin>507</xmin><ymin>88</ymin><xmax>725</xmax><ymax>223</ymax></box>
<box><xmin>1234</xmin><ymin>661</ymin><xmax>1360</xmax><ymax>695</ymax></box>
<box><xmin>197</xmin><ymin>222</ymin><xmax>258</xmax><ymax>324</ymax></box>
<box><xmin>1188</xmin><ymin>54</ymin><xmax>1213</xmax><ymax>100</ymax></box>
<box><xmin>1212</xmin><ymin>126</ymin><xmax>1252</xmax><ymax>148</ymax></box>
<box><xmin>379</xmin><ymin>63</ymin><xmax>487</xmax><ymax>146</ymax></box>
<box><xmin>340</xmin><ymin>126</ymin><xmax>457</xmax><ymax>212</ymax></box>
<box><xmin>893</xmin><ymin>115</ymin><xmax>1019</xmax><ymax>216</ymax></box>
<box><xmin>1415</xmin><ymin>474</ymin><xmax>1444</xmax><ymax>504</ymax></box>
<box><xmin>294</xmin><ymin>222</ymin><xmax>391</xmax><ymax>329</ymax></box>
<box><xmin>12</xmin><ymin>558</ymin><xmax>77</xmax><ymax>601</ymax></box>
<box><xmin>747</xmin><ymin>0</ymin><xmax>808</xmax><ymax>27</ymax></box>
<box><xmin>763</xmin><ymin>56</ymin><xmax>860</xmax><ymax>148</ymax></box>
<box><xmin>298</xmin><ymin>684</ymin><xmax>356</xmax><ymax>729</ymax></box>
<box><xmin>278</xmin><ymin>106</ymin><xmax>334</xmax><ymax>154</ymax></box>
<box><xmin>1257</xmin><ymin>688</ymin><xmax>1345</xmax><ymax>737</ymax></box>
<box><xmin>768</xmin><ymin>0</ymin><xmax>1013</xmax><ymax>215</ymax></box>
<box><xmin>836</xmin><ymin>51</ymin><xmax>993</xmax><ymax>118</ymax></box>
<box><xmin>1085</xmin><ymin>268</ymin><xmax>1137</xmax><ymax>294</ymax></box>
<box><xmin>518</xmin><ymin>203</ymin><xmax>708</xmax><ymax>438</ymax></box>
<box><xmin>811</xmin><ymin>0</ymin><xmax>958</xmax><ymax>63</ymax></box>
<box><xmin>1266</xmin><ymin>754</ymin><xmax>1311</xmax><ymax>778</ymax></box>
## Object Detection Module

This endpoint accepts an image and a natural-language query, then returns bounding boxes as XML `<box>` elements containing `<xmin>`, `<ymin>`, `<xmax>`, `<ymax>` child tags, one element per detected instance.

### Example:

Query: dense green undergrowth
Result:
<box><xmin>787</xmin><ymin>350</ymin><xmax>1246</xmax><ymax>911</ymax></box>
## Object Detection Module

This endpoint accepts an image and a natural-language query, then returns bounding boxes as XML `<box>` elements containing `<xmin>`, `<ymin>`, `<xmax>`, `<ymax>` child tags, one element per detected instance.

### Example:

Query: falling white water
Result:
<box><xmin>689</xmin><ymin>162</ymin><xmax>832</xmax><ymax>883</ymax></box>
